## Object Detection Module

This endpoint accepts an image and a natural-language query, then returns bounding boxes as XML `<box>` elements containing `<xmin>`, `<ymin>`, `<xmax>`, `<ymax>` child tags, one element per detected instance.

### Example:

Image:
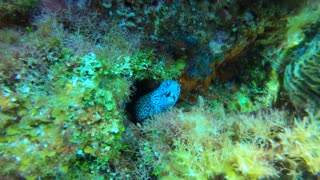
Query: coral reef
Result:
<box><xmin>0</xmin><ymin>0</ymin><xmax>319</xmax><ymax>179</ymax></box>
<box><xmin>0</xmin><ymin>5</ymin><xmax>180</xmax><ymax>178</ymax></box>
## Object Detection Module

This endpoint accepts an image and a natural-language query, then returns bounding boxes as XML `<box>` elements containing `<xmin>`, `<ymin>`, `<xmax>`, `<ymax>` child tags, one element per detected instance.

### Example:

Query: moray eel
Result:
<box><xmin>135</xmin><ymin>80</ymin><xmax>180</xmax><ymax>123</ymax></box>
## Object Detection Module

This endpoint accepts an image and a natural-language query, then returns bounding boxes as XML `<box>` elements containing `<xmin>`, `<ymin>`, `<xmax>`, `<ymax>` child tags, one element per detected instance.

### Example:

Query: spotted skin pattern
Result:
<box><xmin>135</xmin><ymin>80</ymin><xmax>180</xmax><ymax>123</ymax></box>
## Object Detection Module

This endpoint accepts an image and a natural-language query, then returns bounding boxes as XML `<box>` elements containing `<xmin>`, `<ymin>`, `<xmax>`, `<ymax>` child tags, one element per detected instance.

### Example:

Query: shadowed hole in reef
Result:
<box><xmin>125</xmin><ymin>79</ymin><xmax>160</xmax><ymax>124</ymax></box>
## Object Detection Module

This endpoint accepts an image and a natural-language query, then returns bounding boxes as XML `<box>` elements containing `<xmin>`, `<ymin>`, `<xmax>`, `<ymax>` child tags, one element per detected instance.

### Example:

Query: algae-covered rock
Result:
<box><xmin>135</xmin><ymin>102</ymin><xmax>320</xmax><ymax>179</ymax></box>
<box><xmin>0</xmin><ymin>0</ymin><xmax>40</xmax><ymax>27</ymax></box>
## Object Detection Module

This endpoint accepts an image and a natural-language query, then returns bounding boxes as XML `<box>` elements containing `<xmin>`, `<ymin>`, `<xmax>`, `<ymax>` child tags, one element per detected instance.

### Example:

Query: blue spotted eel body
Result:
<box><xmin>135</xmin><ymin>80</ymin><xmax>181</xmax><ymax>123</ymax></box>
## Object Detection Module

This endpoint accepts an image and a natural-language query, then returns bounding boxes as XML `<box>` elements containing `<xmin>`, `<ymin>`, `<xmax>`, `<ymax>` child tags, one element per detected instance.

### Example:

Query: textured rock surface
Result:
<box><xmin>284</xmin><ymin>34</ymin><xmax>320</xmax><ymax>110</ymax></box>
